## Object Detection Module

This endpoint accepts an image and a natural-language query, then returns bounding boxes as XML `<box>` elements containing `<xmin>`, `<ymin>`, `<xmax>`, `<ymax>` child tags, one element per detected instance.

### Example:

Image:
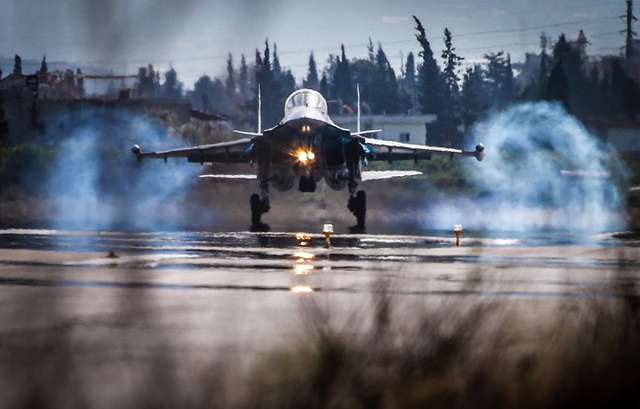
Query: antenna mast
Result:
<box><xmin>625</xmin><ymin>0</ymin><xmax>638</xmax><ymax>58</ymax></box>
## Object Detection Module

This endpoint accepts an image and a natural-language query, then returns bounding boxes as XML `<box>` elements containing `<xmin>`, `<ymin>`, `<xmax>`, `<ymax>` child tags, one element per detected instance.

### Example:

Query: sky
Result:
<box><xmin>0</xmin><ymin>0</ymin><xmax>629</xmax><ymax>89</ymax></box>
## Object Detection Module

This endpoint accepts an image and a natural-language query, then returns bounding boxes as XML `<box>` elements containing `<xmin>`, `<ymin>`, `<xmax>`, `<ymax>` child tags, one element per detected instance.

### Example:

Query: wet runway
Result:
<box><xmin>0</xmin><ymin>228</ymin><xmax>639</xmax><ymax>406</ymax></box>
<box><xmin>0</xmin><ymin>228</ymin><xmax>639</xmax><ymax>299</ymax></box>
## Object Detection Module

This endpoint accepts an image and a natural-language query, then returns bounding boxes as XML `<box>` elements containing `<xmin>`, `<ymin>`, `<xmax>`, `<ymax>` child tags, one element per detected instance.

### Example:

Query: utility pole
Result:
<box><xmin>625</xmin><ymin>0</ymin><xmax>638</xmax><ymax>58</ymax></box>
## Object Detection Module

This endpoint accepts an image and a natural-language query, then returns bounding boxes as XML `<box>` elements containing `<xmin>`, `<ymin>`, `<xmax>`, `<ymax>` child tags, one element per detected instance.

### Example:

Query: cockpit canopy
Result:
<box><xmin>284</xmin><ymin>89</ymin><xmax>328</xmax><ymax>116</ymax></box>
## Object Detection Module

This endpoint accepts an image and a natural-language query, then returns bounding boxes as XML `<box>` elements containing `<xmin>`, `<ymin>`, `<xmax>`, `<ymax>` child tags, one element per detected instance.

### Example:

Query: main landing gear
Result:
<box><xmin>249</xmin><ymin>186</ymin><xmax>366</xmax><ymax>234</ymax></box>
<box><xmin>347</xmin><ymin>190</ymin><xmax>366</xmax><ymax>234</ymax></box>
<box><xmin>250</xmin><ymin>194</ymin><xmax>270</xmax><ymax>232</ymax></box>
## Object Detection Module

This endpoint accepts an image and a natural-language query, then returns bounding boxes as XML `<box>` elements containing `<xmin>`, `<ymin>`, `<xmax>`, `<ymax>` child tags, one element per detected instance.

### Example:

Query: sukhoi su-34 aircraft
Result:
<box><xmin>132</xmin><ymin>88</ymin><xmax>484</xmax><ymax>232</ymax></box>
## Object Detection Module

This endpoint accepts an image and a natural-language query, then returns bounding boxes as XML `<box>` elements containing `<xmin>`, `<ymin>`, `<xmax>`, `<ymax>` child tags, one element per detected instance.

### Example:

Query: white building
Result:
<box><xmin>332</xmin><ymin>114</ymin><xmax>437</xmax><ymax>145</ymax></box>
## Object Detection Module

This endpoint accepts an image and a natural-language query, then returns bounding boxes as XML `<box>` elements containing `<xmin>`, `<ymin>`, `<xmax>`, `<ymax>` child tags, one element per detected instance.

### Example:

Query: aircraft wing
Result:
<box><xmin>358</xmin><ymin>137</ymin><xmax>485</xmax><ymax>162</ymax></box>
<box><xmin>131</xmin><ymin>138</ymin><xmax>254</xmax><ymax>164</ymax></box>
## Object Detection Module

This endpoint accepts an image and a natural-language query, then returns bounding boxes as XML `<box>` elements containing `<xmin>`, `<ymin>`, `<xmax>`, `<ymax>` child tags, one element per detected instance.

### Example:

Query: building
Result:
<box><xmin>332</xmin><ymin>114</ymin><xmax>437</xmax><ymax>145</ymax></box>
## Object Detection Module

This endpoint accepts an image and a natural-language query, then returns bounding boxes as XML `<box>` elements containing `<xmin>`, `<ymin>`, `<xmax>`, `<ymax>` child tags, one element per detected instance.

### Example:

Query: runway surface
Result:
<box><xmin>0</xmin><ymin>228</ymin><xmax>639</xmax><ymax>406</ymax></box>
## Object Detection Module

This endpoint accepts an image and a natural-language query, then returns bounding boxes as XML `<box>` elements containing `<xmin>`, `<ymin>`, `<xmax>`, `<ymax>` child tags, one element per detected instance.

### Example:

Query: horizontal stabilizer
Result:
<box><xmin>361</xmin><ymin>170</ymin><xmax>422</xmax><ymax>181</ymax></box>
<box><xmin>199</xmin><ymin>174</ymin><xmax>257</xmax><ymax>180</ymax></box>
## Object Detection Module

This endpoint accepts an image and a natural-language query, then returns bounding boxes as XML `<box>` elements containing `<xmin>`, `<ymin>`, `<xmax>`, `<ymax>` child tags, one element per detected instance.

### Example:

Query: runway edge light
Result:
<box><xmin>454</xmin><ymin>224</ymin><xmax>463</xmax><ymax>247</ymax></box>
<box><xmin>323</xmin><ymin>223</ymin><xmax>334</xmax><ymax>248</ymax></box>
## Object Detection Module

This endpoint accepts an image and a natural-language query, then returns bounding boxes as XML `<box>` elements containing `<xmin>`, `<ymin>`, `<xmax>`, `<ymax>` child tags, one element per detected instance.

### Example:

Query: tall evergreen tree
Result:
<box><xmin>39</xmin><ymin>56</ymin><xmax>48</xmax><ymax>75</ymax></box>
<box><xmin>403</xmin><ymin>52</ymin><xmax>417</xmax><ymax>113</ymax></box>
<box><xmin>370</xmin><ymin>44</ymin><xmax>402</xmax><ymax>114</ymax></box>
<box><xmin>13</xmin><ymin>55</ymin><xmax>22</xmax><ymax>76</ymax></box>
<box><xmin>76</xmin><ymin>68</ymin><xmax>85</xmax><ymax>98</ymax></box>
<box><xmin>438</xmin><ymin>28</ymin><xmax>465</xmax><ymax>145</ymax></box>
<box><xmin>238</xmin><ymin>54</ymin><xmax>249</xmax><ymax>101</ymax></box>
<box><xmin>320</xmin><ymin>73</ymin><xmax>329</xmax><ymax>99</ymax></box>
<box><xmin>303</xmin><ymin>52</ymin><xmax>319</xmax><ymax>90</ymax></box>
<box><xmin>546</xmin><ymin>61</ymin><xmax>569</xmax><ymax>109</ymax></box>
<box><xmin>255</xmin><ymin>41</ymin><xmax>281</xmax><ymax>128</ymax></box>
<box><xmin>367</xmin><ymin>38</ymin><xmax>375</xmax><ymax>63</ymax></box>
<box><xmin>331</xmin><ymin>45</ymin><xmax>354</xmax><ymax>109</ymax></box>
<box><xmin>272</xmin><ymin>44</ymin><xmax>282</xmax><ymax>81</ymax></box>
<box><xmin>441</xmin><ymin>28</ymin><xmax>463</xmax><ymax>95</ymax></box>
<box><xmin>460</xmin><ymin>64</ymin><xmax>485</xmax><ymax>127</ymax></box>
<box><xmin>225</xmin><ymin>53</ymin><xmax>236</xmax><ymax>101</ymax></box>
<box><xmin>413</xmin><ymin>16</ymin><xmax>444</xmax><ymax>115</ymax></box>
<box><xmin>555</xmin><ymin>33</ymin><xmax>590</xmax><ymax>115</ymax></box>
<box><xmin>552</xmin><ymin>34</ymin><xmax>572</xmax><ymax>63</ymax></box>
<box><xmin>483</xmin><ymin>51</ymin><xmax>515</xmax><ymax>108</ymax></box>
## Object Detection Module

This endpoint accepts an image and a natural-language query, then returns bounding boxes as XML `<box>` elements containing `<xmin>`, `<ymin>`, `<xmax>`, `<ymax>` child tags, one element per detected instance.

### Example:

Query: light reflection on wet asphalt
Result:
<box><xmin>0</xmin><ymin>229</ymin><xmax>639</xmax><ymax>299</ymax></box>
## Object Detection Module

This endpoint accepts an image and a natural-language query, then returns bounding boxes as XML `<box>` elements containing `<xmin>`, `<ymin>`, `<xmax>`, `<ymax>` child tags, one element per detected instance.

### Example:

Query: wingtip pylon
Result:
<box><xmin>474</xmin><ymin>144</ymin><xmax>485</xmax><ymax>161</ymax></box>
<box><xmin>131</xmin><ymin>144</ymin><xmax>143</xmax><ymax>161</ymax></box>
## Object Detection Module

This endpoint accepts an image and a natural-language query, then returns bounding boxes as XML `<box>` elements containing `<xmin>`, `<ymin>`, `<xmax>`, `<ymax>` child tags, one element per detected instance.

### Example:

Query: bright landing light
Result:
<box><xmin>296</xmin><ymin>150</ymin><xmax>315</xmax><ymax>164</ymax></box>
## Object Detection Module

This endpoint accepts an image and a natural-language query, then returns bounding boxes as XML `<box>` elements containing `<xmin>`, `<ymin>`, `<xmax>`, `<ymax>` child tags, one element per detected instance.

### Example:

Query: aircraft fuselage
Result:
<box><xmin>253</xmin><ymin>89</ymin><xmax>361</xmax><ymax>195</ymax></box>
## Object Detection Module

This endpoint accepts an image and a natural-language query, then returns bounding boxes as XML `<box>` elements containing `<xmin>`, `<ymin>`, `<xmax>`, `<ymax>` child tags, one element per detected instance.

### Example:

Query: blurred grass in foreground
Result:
<box><xmin>1</xmin><ymin>261</ymin><xmax>639</xmax><ymax>408</ymax></box>
<box><xmin>240</xmin><ymin>273</ymin><xmax>640</xmax><ymax>409</ymax></box>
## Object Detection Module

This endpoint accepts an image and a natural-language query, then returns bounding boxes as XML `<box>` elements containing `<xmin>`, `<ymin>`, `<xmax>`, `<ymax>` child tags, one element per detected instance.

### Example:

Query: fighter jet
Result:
<box><xmin>131</xmin><ymin>88</ymin><xmax>484</xmax><ymax>232</ymax></box>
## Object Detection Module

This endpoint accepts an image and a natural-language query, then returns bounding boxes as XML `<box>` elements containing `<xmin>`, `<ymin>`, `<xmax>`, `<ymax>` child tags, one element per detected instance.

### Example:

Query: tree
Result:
<box><xmin>225</xmin><ymin>53</ymin><xmax>236</xmax><ymax>101</ymax></box>
<box><xmin>552</xmin><ymin>34</ymin><xmax>572</xmax><ymax>63</ymax></box>
<box><xmin>460</xmin><ymin>64</ymin><xmax>485</xmax><ymax>127</ymax></box>
<box><xmin>434</xmin><ymin>28</ymin><xmax>466</xmax><ymax>145</ymax></box>
<box><xmin>255</xmin><ymin>41</ymin><xmax>281</xmax><ymax>128</ymax></box>
<box><xmin>189</xmin><ymin>75</ymin><xmax>227</xmax><ymax>115</ymax></box>
<box><xmin>136</xmin><ymin>64</ymin><xmax>159</xmax><ymax>98</ymax></box>
<box><xmin>160</xmin><ymin>67</ymin><xmax>183</xmax><ymax>99</ymax></box>
<box><xmin>303</xmin><ymin>52</ymin><xmax>319</xmax><ymax>90</ymax></box>
<box><xmin>320</xmin><ymin>73</ymin><xmax>329</xmax><ymax>99</ymax></box>
<box><xmin>238</xmin><ymin>54</ymin><xmax>250</xmax><ymax>101</ymax></box>
<box><xmin>331</xmin><ymin>45</ymin><xmax>354</xmax><ymax>108</ymax></box>
<box><xmin>350</xmin><ymin>58</ymin><xmax>376</xmax><ymax>112</ymax></box>
<box><xmin>367</xmin><ymin>38</ymin><xmax>375</xmax><ymax>63</ymax></box>
<box><xmin>13</xmin><ymin>55</ymin><xmax>22</xmax><ymax>76</ymax></box>
<box><xmin>413</xmin><ymin>16</ymin><xmax>444</xmax><ymax>115</ymax></box>
<box><xmin>441</xmin><ymin>28</ymin><xmax>463</xmax><ymax>95</ymax></box>
<box><xmin>403</xmin><ymin>52</ymin><xmax>417</xmax><ymax>113</ymax></box>
<box><xmin>39</xmin><ymin>56</ymin><xmax>48</xmax><ymax>75</ymax></box>
<box><xmin>546</xmin><ymin>61</ymin><xmax>569</xmax><ymax>108</ymax></box>
<box><xmin>370</xmin><ymin>44</ymin><xmax>403</xmax><ymax>114</ymax></box>
<box><xmin>76</xmin><ymin>68</ymin><xmax>85</xmax><ymax>98</ymax></box>
<box><xmin>553</xmin><ymin>33</ymin><xmax>590</xmax><ymax>115</ymax></box>
<box><xmin>483</xmin><ymin>51</ymin><xmax>516</xmax><ymax>108</ymax></box>
<box><xmin>272</xmin><ymin>44</ymin><xmax>282</xmax><ymax>81</ymax></box>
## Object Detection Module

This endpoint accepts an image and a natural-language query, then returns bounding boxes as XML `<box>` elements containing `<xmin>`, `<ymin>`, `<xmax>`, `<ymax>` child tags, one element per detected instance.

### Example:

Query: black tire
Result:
<box><xmin>250</xmin><ymin>194</ymin><xmax>270</xmax><ymax>228</ymax></box>
<box><xmin>348</xmin><ymin>190</ymin><xmax>366</xmax><ymax>232</ymax></box>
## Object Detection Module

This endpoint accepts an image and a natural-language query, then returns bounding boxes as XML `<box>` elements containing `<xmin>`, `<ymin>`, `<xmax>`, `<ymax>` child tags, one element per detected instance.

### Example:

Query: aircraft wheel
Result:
<box><xmin>298</xmin><ymin>175</ymin><xmax>317</xmax><ymax>192</ymax></box>
<box><xmin>250</xmin><ymin>194</ymin><xmax>270</xmax><ymax>232</ymax></box>
<box><xmin>348</xmin><ymin>190</ymin><xmax>366</xmax><ymax>234</ymax></box>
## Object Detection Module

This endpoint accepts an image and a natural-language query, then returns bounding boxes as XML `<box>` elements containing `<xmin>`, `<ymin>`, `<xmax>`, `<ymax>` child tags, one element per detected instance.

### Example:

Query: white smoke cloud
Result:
<box><xmin>423</xmin><ymin>102</ymin><xmax>629</xmax><ymax>234</ymax></box>
<box><xmin>45</xmin><ymin>108</ymin><xmax>202</xmax><ymax>231</ymax></box>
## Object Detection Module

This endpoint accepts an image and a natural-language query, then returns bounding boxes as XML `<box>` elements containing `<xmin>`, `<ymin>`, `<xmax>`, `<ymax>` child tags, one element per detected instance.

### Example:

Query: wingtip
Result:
<box><xmin>475</xmin><ymin>143</ymin><xmax>485</xmax><ymax>161</ymax></box>
<box><xmin>131</xmin><ymin>144</ymin><xmax>143</xmax><ymax>160</ymax></box>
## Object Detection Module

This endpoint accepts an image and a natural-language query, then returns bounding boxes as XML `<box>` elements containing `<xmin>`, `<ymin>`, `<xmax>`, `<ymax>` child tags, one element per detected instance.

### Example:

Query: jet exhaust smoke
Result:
<box><xmin>424</xmin><ymin>102</ymin><xmax>629</xmax><ymax>234</ymax></box>
<box><xmin>45</xmin><ymin>108</ymin><xmax>202</xmax><ymax>231</ymax></box>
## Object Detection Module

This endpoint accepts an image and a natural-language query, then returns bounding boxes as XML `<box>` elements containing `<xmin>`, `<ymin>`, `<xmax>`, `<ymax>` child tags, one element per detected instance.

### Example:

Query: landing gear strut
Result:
<box><xmin>250</xmin><ymin>194</ymin><xmax>270</xmax><ymax>232</ymax></box>
<box><xmin>347</xmin><ymin>190</ymin><xmax>366</xmax><ymax>234</ymax></box>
